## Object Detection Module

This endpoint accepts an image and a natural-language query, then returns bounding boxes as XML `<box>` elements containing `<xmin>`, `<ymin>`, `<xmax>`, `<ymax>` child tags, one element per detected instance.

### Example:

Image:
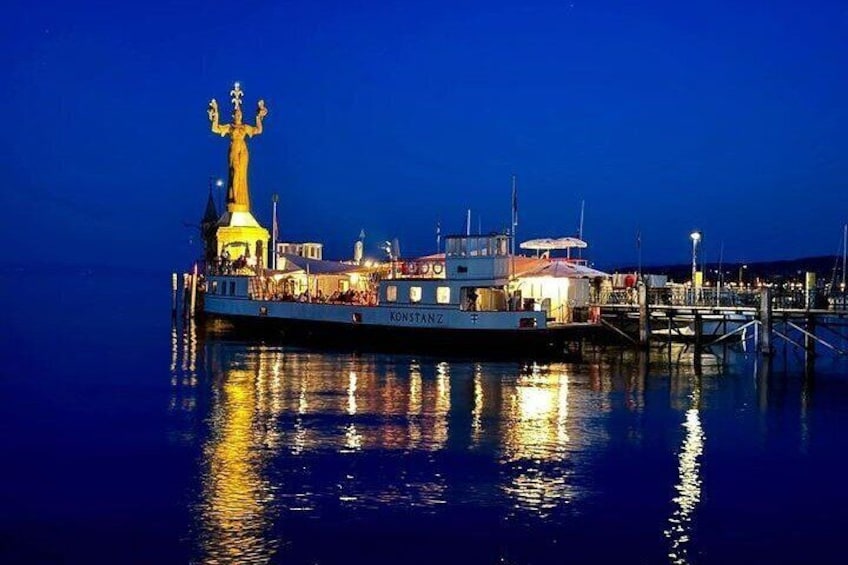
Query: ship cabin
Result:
<box><xmin>380</xmin><ymin>234</ymin><xmax>524</xmax><ymax>314</ymax></box>
<box><xmin>379</xmin><ymin>234</ymin><xmax>600</xmax><ymax>323</ymax></box>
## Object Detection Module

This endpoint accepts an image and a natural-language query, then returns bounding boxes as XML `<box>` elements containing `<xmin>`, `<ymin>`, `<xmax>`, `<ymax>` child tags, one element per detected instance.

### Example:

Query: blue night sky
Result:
<box><xmin>3</xmin><ymin>0</ymin><xmax>847</xmax><ymax>270</ymax></box>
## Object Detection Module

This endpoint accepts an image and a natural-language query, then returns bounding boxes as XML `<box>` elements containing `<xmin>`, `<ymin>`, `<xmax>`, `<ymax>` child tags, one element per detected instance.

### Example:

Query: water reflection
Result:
<box><xmin>499</xmin><ymin>363</ymin><xmax>577</xmax><ymax>516</ymax></box>
<box><xmin>168</xmin><ymin>327</ymin><xmax>829</xmax><ymax>563</ymax></box>
<box><xmin>665</xmin><ymin>374</ymin><xmax>705</xmax><ymax>565</ymax></box>
<box><xmin>169</xmin><ymin>319</ymin><xmax>200</xmax><ymax>445</ymax></box>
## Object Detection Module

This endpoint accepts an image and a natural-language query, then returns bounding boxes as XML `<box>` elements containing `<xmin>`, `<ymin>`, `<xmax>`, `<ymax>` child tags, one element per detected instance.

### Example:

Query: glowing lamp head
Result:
<box><xmin>690</xmin><ymin>230</ymin><xmax>702</xmax><ymax>242</ymax></box>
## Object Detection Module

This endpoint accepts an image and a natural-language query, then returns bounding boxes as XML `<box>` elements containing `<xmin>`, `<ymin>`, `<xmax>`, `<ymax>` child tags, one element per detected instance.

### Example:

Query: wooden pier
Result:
<box><xmin>596</xmin><ymin>285</ymin><xmax>848</xmax><ymax>361</ymax></box>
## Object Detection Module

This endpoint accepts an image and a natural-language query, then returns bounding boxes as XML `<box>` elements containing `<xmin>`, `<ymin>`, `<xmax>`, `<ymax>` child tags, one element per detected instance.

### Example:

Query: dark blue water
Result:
<box><xmin>2</xmin><ymin>270</ymin><xmax>848</xmax><ymax>564</ymax></box>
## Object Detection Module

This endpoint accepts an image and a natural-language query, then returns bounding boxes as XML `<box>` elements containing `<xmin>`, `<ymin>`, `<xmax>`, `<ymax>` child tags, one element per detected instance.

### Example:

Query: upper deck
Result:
<box><xmin>444</xmin><ymin>234</ymin><xmax>512</xmax><ymax>281</ymax></box>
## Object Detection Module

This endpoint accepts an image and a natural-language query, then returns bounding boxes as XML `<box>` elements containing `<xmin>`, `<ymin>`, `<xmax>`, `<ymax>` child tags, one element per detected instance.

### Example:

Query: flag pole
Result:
<box><xmin>637</xmin><ymin>228</ymin><xmax>642</xmax><ymax>279</ymax></box>
<box><xmin>271</xmin><ymin>193</ymin><xmax>279</xmax><ymax>270</ymax></box>
<box><xmin>578</xmin><ymin>199</ymin><xmax>585</xmax><ymax>259</ymax></box>
<box><xmin>511</xmin><ymin>175</ymin><xmax>517</xmax><ymax>256</ymax></box>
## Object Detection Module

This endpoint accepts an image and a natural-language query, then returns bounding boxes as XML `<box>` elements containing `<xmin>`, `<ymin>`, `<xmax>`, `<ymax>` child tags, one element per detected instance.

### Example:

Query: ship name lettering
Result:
<box><xmin>389</xmin><ymin>311</ymin><xmax>444</xmax><ymax>325</ymax></box>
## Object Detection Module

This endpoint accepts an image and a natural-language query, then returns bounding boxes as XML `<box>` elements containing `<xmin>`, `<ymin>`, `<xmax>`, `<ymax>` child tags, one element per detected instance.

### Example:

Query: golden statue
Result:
<box><xmin>208</xmin><ymin>83</ymin><xmax>268</xmax><ymax>213</ymax></box>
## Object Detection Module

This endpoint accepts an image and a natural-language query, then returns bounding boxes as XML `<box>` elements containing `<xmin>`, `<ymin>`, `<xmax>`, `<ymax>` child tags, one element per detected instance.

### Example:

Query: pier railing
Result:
<box><xmin>595</xmin><ymin>285</ymin><xmax>848</xmax><ymax>361</ymax></box>
<box><xmin>599</xmin><ymin>286</ymin><xmax>846</xmax><ymax>310</ymax></box>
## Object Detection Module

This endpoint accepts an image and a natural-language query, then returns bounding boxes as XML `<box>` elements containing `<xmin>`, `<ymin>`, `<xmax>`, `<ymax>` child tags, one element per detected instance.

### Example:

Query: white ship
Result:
<box><xmin>203</xmin><ymin>234</ymin><xmax>608</xmax><ymax>357</ymax></box>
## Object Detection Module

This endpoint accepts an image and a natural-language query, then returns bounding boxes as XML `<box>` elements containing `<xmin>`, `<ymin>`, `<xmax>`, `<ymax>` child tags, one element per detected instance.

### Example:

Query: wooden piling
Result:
<box><xmin>638</xmin><ymin>283</ymin><xmax>650</xmax><ymax>349</ymax></box>
<box><xmin>182</xmin><ymin>273</ymin><xmax>190</xmax><ymax>319</ymax></box>
<box><xmin>804</xmin><ymin>313</ymin><xmax>817</xmax><ymax>358</ymax></box>
<box><xmin>189</xmin><ymin>263</ymin><xmax>198</xmax><ymax>318</ymax></box>
<box><xmin>759</xmin><ymin>287</ymin><xmax>773</xmax><ymax>356</ymax></box>
<box><xmin>694</xmin><ymin>311</ymin><xmax>703</xmax><ymax>351</ymax></box>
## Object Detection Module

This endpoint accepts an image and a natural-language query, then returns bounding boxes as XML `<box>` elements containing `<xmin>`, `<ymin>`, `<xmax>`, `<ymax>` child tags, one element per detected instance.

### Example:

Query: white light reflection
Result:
<box><xmin>170</xmin><ymin>323</ymin><xmax>178</xmax><ymax>375</ymax></box>
<box><xmin>347</xmin><ymin>371</ymin><xmax>358</xmax><ymax>416</ymax></box>
<box><xmin>665</xmin><ymin>386</ymin><xmax>705</xmax><ymax>565</ymax></box>
<box><xmin>343</xmin><ymin>371</ymin><xmax>362</xmax><ymax>452</ymax></box>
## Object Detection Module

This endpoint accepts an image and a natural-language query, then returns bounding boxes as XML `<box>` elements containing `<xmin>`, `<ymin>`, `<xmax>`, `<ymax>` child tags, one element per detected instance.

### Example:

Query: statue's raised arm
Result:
<box><xmin>208</xmin><ymin>98</ymin><xmax>231</xmax><ymax>136</ymax></box>
<box><xmin>245</xmin><ymin>100</ymin><xmax>268</xmax><ymax>137</ymax></box>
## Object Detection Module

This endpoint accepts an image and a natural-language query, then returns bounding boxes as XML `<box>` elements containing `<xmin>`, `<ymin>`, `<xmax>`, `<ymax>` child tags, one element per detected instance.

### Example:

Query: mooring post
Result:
<box><xmin>805</xmin><ymin>313</ymin><xmax>817</xmax><ymax>358</ymax></box>
<box><xmin>759</xmin><ymin>287</ymin><xmax>773</xmax><ymax>356</ymax></box>
<box><xmin>189</xmin><ymin>263</ymin><xmax>199</xmax><ymax>318</ymax></box>
<box><xmin>182</xmin><ymin>273</ymin><xmax>190</xmax><ymax>319</ymax></box>
<box><xmin>694</xmin><ymin>311</ymin><xmax>703</xmax><ymax>352</ymax></box>
<box><xmin>171</xmin><ymin>272</ymin><xmax>178</xmax><ymax>318</ymax></box>
<box><xmin>638</xmin><ymin>282</ymin><xmax>650</xmax><ymax>349</ymax></box>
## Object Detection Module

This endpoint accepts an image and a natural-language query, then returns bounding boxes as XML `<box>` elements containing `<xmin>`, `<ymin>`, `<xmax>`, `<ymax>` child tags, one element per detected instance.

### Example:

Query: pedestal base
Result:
<box><xmin>215</xmin><ymin>211</ymin><xmax>270</xmax><ymax>268</ymax></box>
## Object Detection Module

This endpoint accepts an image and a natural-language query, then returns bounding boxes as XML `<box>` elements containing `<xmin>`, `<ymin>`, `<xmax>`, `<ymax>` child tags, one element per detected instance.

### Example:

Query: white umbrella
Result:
<box><xmin>520</xmin><ymin>237</ymin><xmax>588</xmax><ymax>250</ymax></box>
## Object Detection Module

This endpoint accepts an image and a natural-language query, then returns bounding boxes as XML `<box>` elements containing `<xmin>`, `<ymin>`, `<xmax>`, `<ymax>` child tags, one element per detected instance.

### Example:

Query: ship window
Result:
<box><xmin>211</xmin><ymin>281</ymin><xmax>218</xmax><ymax>293</ymax></box>
<box><xmin>410</xmin><ymin>286</ymin><xmax>422</xmax><ymax>303</ymax></box>
<box><xmin>229</xmin><ymin>281</ymin><xmax>236</xmax><ymax>295</ymax></box>
<box><xmin>386</xmin><ymin>285</ymin><xmax>397</xmax><ymax>302</ymax></box>
<box><xmin>437</xmin><ymin>287</ymin><xmax>450</xmax><ymax>304</ymax></box>
<box><xmin>498</xmin><ymin>238</ymin><xmax>508</xmax><ymax>256</ymax></box>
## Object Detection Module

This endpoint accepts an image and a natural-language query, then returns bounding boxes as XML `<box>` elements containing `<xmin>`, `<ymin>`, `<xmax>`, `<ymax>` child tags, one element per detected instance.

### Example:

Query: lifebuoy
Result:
<box><xmin>406</xmin><ymin>262</ymin><xmax>418</xmax><ymax>275</ymax></box>
<box><xmin>420</xmin><ymin>262</ymin><xmax>431</xmax><ymax>275</ymax></box>
<box><xmin>433</xmin><ymin>263</ymin><xmax>444</xmax><ymax>275</ymax></box>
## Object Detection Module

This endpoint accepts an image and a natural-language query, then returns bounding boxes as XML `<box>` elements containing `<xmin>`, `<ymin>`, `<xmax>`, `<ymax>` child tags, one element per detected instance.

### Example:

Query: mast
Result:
<box><xmin>578</xmin><ymin>199</ymin><xmax>585</xmax><ymax>258</ymax></box>
<box><xmin>843</xmin><ymin>223</ymin><xmax>847</xmax><ymax>290</ymax></box>
<box><xmin>510</xmin><ymin>175</ymin><xmax>518</xmax><ymax>256</ymax></box>
<box><xmin>578</xmin><ymin>199</ymin><xmax>585</xmax><ymax>240</ymax></box>
<box><xmin>271</xmin><ymin>193</ymin><xmax>278</xmax><ymax>270</ymax></box>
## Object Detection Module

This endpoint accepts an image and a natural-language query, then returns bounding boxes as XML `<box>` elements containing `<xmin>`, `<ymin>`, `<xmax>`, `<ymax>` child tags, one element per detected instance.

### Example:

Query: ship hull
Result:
<box><xmin>201</xmin><ymin>309</ymin><xmax>602</xmax><ymax>359</ymax></box>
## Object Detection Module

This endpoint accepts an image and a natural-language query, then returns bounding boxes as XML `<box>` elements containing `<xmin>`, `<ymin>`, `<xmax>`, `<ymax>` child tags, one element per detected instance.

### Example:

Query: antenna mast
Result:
<box><xmin>843</xmin><ymin>223</ymin><xmax>847</xmax><ymax>290</ymax></box>
<box><xmin>578</xmin><ymin>199</ymin><xmax>585</xmax><ymax>258</ymax></box>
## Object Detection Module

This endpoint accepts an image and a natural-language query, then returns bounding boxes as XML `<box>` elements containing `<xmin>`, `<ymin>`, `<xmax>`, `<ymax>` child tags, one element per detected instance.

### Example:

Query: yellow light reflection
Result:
<box><xmin>501</xmin><ymin>364</ymin><xmax>576</xmax><ymax>516</ymax></box>
<box><xmin>503</xmin><ymin>365</ymin><xmax>570</xmax><ymax>462</ymax></box>
<box><xmin>430</xmin><ymin>362</ymin><xmax>451</xmax><ymax>450</ymax></box>
<box><xmin>408</xmin><ymin>363</ymin><xmax>423</xmax><ymax>448</ymax></box>
<box><xmin>200</xmin><ymin>366</ymin><xmax>274</xmax><ymax>563</ymax></box>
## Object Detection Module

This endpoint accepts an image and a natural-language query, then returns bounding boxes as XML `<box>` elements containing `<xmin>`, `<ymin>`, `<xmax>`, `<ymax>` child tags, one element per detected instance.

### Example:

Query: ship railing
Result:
<box><xmin>389</xmin><ymin>259</ymin><xmax>447</xmax><ymax>279</ymax></box>
<box><xmin>206</xmin><ymin>260</ymin><xmax>258</xmax><ymax>277</ymax></box>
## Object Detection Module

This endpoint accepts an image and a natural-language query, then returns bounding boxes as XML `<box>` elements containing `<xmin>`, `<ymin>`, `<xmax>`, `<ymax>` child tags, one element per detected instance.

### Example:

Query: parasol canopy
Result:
<box><xmin>520</xmin><ymin>237</ymin><xmax>588</xmax><ymax>250</ymax></box>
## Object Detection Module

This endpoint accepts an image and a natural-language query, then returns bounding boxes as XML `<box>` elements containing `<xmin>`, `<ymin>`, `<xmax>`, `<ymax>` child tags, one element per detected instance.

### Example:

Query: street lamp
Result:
<box><xmin>690</xmin><ymin>230</ymin><xmax>702</xmax><ymax>285</ymax></box>
<box><xmin>738</xmin><ymin>264</ymin><xmax>748</xmax><ymax>287</ymax></box>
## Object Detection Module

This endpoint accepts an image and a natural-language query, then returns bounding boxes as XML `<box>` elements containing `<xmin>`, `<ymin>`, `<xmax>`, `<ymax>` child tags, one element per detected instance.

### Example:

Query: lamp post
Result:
<box><xmin>690</xmin><ymin>230</ymin><xmax>702</xmax><ymax>285</ymax></box>
<box><xmin>738</xmin><ymin>264</ymin><xmax>748</xmax><ymax>287</ymax></box>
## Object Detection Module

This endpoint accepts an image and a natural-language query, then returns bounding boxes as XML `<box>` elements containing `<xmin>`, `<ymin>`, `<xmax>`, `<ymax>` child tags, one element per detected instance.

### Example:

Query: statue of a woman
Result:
<box><xmin>208</xmin><ymin>95</ymin><xmax>268</xmax><ymax>213</ymax></box>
